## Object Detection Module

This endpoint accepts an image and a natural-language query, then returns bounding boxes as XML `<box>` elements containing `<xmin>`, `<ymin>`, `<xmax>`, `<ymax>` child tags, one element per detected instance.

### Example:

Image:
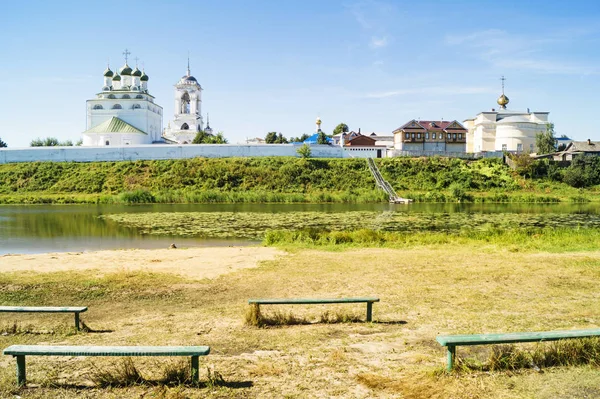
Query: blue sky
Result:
<box><xmin>1</xmin><ymin>0</ymin><xmax>600</xmax><ymax>147</ymax></box>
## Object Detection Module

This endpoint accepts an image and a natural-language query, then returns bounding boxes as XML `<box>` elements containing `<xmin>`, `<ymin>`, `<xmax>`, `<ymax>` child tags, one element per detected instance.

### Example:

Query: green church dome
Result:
<box><xmin>140</xmin><ymin>71</ymin><xmax>149</xmax><ymax>81</ymax></box>
<box><xmin>103</xmin><ymin>67</ymin><xmax>114</xmax><ymax>77</ymax></box>
<box><xmin>119</xmin><ymin>63</ymin><xmax>132</xmax><ymax>76</ymax></box>
<box><xmin>132</xmin><ymin>67</ymin><xmax>142</xmax><ymax>77</ymax></box>
<box><xmin>112</xmin><ymin>73</ymin><xmax>122</xmax><ymax>81</ymax></box>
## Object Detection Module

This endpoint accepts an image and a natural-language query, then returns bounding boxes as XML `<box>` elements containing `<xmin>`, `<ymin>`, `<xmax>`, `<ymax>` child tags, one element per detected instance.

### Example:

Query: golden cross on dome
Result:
<box><xmin>500</xmin><ymin>75</ymin><xmax>506</xmax><ymax>94</ymax></box>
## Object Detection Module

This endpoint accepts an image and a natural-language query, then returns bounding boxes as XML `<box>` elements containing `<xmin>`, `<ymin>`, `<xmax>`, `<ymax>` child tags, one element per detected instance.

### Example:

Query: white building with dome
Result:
<box><xmin>464</xmin><ymin>85</ymin><xmax>549</xmax><ymax>153</ymax></box>
<box><xmin>81</xmin><ymin>53</ymin><xmax>163</xmax><ymax>146</ymax></box>
<box><xmin>162</xmin><ymin>62</ymin><xmax>206</xmax><ymax>144</ymax></box>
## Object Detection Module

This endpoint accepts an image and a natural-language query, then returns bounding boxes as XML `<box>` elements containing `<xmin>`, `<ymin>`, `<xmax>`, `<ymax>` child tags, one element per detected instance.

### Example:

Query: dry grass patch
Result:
<box><xmin>2</xmin><ymin>245</ymin><xmax>600</xmax><ymax>397</ymax></box>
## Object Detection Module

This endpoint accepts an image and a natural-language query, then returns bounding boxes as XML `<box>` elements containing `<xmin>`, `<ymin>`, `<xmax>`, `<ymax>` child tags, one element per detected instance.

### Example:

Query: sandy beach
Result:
<box><xmin>0</xmin><ymin>246</ymin><xmax>286</xmax><ymax>279</ymax></box>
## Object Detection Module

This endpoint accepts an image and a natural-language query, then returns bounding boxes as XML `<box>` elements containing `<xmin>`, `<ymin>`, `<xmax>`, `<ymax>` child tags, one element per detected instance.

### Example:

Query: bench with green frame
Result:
<box><xmin>0</xmin><ymin>306</ymin><xmax>88</xmax><ymax>331</ymax></box>
<box><xmin>248</xmin><ymin>297</ymin><xmax>380</xmax><ymax>322</ymax></box>
<box><xmin>437</xmin><ymin>328</ymin><xmax>600</xmax><ymax>371</ymax></box>
<box><xmin>3</xmin><ymin>345</ymin><xmax>211</xmax><ymax>386</ymax></box>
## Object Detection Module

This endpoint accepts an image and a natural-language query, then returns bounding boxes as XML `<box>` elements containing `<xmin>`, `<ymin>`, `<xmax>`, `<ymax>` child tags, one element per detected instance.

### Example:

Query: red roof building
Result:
<box><xmin>393</xmin><ymin>120</ymin><xmax>467</xmax><ymax>153</ymax></box>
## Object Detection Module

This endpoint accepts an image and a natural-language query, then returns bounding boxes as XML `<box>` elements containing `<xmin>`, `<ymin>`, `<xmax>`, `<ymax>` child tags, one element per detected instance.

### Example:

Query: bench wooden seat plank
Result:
<box><xmin>248</xmin><ymin>297</ymin><xmax>379</xmax><ymax>305</ymax></box>
<box><xmin>248</xmin><ymin>297</ymin><xmax>380</xmax><ymax>321</ymax></box>
<box><xmin>3</xmin><ymin>345</ymin><xmax>210</xmax><ymax>386</ymax></box>
<box><xmin>0</xmin><ymin>306</ymin><xmax>87</xmax><ymax>331</ymax></box>
<box><xmin>0</xmin><ymin>306</ymin><xmax>87</xmax><ymax>313</ymax></box>
<box><xmin>437</xmin><ymin>328</ymin><xmax>600</xmax><ymax>371</ymax></box>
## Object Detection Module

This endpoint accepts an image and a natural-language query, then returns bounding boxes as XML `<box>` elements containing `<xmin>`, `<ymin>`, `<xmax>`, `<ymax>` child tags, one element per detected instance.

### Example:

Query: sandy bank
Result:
<box><xmin>0</xmin><ymin>246</ymin><xmax>285</xmax><ymax>279</ymax></box>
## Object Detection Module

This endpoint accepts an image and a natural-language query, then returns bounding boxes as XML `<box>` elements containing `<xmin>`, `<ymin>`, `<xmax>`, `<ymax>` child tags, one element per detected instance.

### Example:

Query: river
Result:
<box><xmin>1</xmin><ymin>203</ymin><xmax>600</xmax><ymax>255</ymax></box>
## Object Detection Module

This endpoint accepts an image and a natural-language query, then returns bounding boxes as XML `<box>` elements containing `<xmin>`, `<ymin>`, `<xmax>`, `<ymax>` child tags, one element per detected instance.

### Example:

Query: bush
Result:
<box><xmin>120</xmin><ymin>189</ymin><xmax>156</xmax><ymax>204</ymax></box>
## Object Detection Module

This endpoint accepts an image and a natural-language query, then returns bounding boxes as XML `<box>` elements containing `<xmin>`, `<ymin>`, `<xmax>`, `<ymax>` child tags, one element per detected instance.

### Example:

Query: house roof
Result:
<box><xmin>394</xmin><ymin>120</ymin><xmax>467</xmax><ymax>133</ymax></box>
<box><xmin>567</xmin><ymin>141</ymin><xmax>600</xmax><ymax>152</ymax></box>
<box><xmin>83</xmin><ymin>117</ymin><xmax>147</xmax><ymax>135</ymax></box>
<box><xmin>303</xmin><ymin>133</ymin><xmax>332</xmax><ymax>144</ymax></box>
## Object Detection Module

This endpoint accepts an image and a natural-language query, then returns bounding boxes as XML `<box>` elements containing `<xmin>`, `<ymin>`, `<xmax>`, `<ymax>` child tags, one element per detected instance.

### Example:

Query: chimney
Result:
<box><xmin>588</xmin><ymin>139</ymin><xmax>592</xmax><ymax>145</ymax></box>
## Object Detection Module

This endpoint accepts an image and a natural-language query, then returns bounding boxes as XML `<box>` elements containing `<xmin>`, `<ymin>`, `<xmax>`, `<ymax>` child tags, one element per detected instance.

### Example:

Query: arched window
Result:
<box><xmin>132</xmin><ymin>104</ymin><xmax>141</xmax><ymax>109</ymax></box>
<box><xmin>93</xmin><ymin>104</ymin><xmax>103</xmax><ymax>110</ymax></box>
<box><xmin>180</xmin><ymin>92</ymin><xmax>191</xmax><ymax>114</ymax></box>
<box><xmin>105</xmin><ymin>140</ymin><xmax>110</xmax><ymax>146</ymax></box>
<box><xmin>181</xmin><ymin>123</ymin><xmax>189</xmax><ymax>130</ymax></box>
<box><xmin>107</xmin><ymin>94</ymin><xmax>116</xmax><ymax>99</ymax></box>
<box><xmin>122</xmin><ymin>94</ymin><xmax>131</xmax><ymax>99</ymax></box>
<box><xmin>112</xmin><ymin>104</ymin><xmax>122</xmax><ymax>109</ymax></box>
<box><xmin>136</xmin><ymin>94</ymin><xmax>143</xmax><ymax>99</ymax></box>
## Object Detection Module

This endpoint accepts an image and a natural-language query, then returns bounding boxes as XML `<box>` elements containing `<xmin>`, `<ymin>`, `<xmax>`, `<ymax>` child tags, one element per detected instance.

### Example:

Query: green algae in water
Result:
<box><xmin>100</xmin><ymin>211</ymin><xmax>600</xmax><ymax>239</ymax></box>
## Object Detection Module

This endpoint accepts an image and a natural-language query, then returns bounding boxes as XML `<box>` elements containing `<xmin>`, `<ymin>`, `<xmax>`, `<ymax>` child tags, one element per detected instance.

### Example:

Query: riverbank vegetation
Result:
<box><xmin>1</xmin><ymin>244</ymin><xmax>600</xmax><ymax>398</ymax></box>
<box><xmin>0</xmin><ymin>157</ymin><xmax>598</xmax><ymax>204</ymax></box>
<box><xmin>102</xmin><ymin>211</ymin><xmax>600</xmax><ymax>252</ymax></box>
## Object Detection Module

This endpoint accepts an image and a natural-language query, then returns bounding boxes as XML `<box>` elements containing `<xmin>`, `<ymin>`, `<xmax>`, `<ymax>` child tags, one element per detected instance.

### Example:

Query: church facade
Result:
<box><xmin>463</xmin><ymin>89</ymin><xmax>549</xmax><ymax>153</ymax></box>
<box><xmin>82</xmin><ymin>53</ymin><xmax>163</xmax><ymax>146</ymax></box>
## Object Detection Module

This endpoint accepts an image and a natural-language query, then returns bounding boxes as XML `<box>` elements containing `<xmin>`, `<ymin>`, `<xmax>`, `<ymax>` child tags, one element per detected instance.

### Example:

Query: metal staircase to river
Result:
<box><xmin>367</xmin><ymin>158</ymin><xmax>412</xmax><ymax>204</ymax></box>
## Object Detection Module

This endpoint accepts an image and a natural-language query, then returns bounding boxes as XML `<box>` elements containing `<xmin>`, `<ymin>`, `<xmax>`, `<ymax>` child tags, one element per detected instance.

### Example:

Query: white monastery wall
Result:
<box><xmin>0</xmin><ymin>144</ymin><xmax>350</xmax><ymax>164</ymax></box>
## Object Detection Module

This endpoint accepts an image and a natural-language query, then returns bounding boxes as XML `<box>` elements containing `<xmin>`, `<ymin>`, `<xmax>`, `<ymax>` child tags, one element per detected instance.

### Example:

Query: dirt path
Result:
<box><xmin>0</xmin><ymin>246</ymin><xmax>285</xmax><ymax>279</ymax></box>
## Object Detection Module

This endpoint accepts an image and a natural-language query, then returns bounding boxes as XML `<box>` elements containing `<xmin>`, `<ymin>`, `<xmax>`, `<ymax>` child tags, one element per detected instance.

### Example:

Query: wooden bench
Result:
<box><xmin>248</xmin><ymin>297</ymin><xmax>380</xmax><ymax>322</ymax></box>
<box><xmin>3</xmin><ymin>345</ymin><xmax>211</xmax><ymax>386</ymax></box>
<box><xmin>0</xmin><ymin>306</ymin><xmax>88</xmax><ymax>331</ymax></box>
<box><xmin>437</xmin><ymin>328</ymin><xmax>600</xmax><ymax>371</ymax></box>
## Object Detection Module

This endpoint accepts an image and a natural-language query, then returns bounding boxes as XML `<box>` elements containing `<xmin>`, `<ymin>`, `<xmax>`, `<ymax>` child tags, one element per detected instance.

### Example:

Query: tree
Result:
<box><xmin>265</xmin><ymin>132</ymin><xmax>278</xmax><ymax>144</ymax></box>
<box><xmin>0</xmin><ymin>137</ymin><xmax>6</xmax><ymax>148</ymax></box>
<box><xmin>316</xmin><ymin>131</ymin><xmax>329</xmax><ymax>145</ymax></box>
<box><xmin>276</xmin><ymin>133</ymin><xmax>288</xmax><ymax>144</ymax></box>
<box><xmin>333</xmin><ymin>123</ymin><xmax>349</xmax><ymax>135</ymax></box>
<box><xmin>30</xmin><ymin>137</ymin><xmax>73</xmax><ymax>147</ymax></box>
<box><xmin>289</xmin><ymin>133</ymin><xmax>311</xmax><ymax>143</ymax></box>
<box><xmin>193</xmin><ymin>130</ymin><xmax>228</xmax><ymax>144</ymax></box>
<box><xmin>535</xmin><ymin>123</ymin><xmax>556</xmax><ymax>155</ymax></box>
<box><xmin>296</xmin><ymin>143</ymin><xmax>312</xmax><ymax>158</ymax></box>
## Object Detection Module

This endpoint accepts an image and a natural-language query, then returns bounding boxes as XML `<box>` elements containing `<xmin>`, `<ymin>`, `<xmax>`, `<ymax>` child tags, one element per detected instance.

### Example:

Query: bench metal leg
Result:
<box><xmin>16</xmin><ymin>355</ymin><xmax>26</xmax><ymax>386</ymax></box>
<box><xmin>74</xmin><ymin>312</ymin><xmax>80</xmax><ymax>331</ymax></box>
<box><xmin>447</xmin><ymin>345</ymin><xmax>456</xmax><ymax>372</ymax></box>
<box><xmin>191</xmin><ymin>356</ymin><xmax>199</xmax><ymax>383</ymax></box>
<box><xmin>366</xmin><ymin>302</ymin><xmax>373</xmax><ymax>322</ymax></box>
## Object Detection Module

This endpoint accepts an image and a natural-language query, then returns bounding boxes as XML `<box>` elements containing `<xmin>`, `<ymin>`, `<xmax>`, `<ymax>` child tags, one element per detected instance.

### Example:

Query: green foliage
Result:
<box><xmin>296</xmin><ymin>144</ymin><xmax>312</xmax><ymax>158</ymax></box>
<box><xmin>316</xmin><ymin>131</ymin><xmax>329</xmax><ymax>145</ymax></box>
<box><xmin>562</xmin><ymin>156</ymin><xmax>600</xmax><ymax>188</ymax></box>
<box><xmin>289</xmin><ymin>133</ymin><xmax>310</xmax><ymax>143</ymax></box>
<box><xmin>120</xmin><ymin>189</ymin><xmax>156</xmax><ymax>204</ymax></box>
<box><xmin>0</xmin><ymin>137</ymin><xmax>6</xmax><ymax>147</ymax></box>
<box><xmin>192</xmin><ymin>130</ymin><xmax>228</xmax><ymax>144</ymax></box>
<box><xmin>30</xmin><ymin>137</ymin><xmax>73</xmax><ymax>147</ymax></box>
<box><xmin>265</xmin><ymin>131</ymin><xmax>278</xmax><ymax>143</ymax></box>
<box><xmin>333</xmin><ymin>123</ymin><xmax>349</xmax><ymax>135</ymax></box>
<box><xmin>0</xmin><ymin>157</ymin><xmax>597</xmax><ymax>204</ymax></box>
<box><xmin>535</xmin><ymin>123</ymin><xmax>556</xmax><ymax>155</ymax></box>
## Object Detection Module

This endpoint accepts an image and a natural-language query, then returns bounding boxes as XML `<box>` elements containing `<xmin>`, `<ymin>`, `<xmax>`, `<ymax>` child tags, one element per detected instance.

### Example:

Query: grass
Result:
<box><xmin>2</xmin><ymin>243</ymin><xmax>600</xmax><ymax>397</ymax></box>
<box><xmin>2</xmin><ymin>157</ymin><xmax>600</xmax><ymax>205</ymax></box>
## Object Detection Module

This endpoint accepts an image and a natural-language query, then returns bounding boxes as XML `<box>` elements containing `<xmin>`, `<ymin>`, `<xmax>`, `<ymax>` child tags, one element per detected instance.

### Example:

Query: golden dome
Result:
<box><xmin>316</xmin><ymin>117</ymin><xmax>322</xmax><ymax>124</ymax></box>
<box><xmin>497</xmin><ymin>94</ymin><xmax>509</xmax><ymax>108</ymax></box>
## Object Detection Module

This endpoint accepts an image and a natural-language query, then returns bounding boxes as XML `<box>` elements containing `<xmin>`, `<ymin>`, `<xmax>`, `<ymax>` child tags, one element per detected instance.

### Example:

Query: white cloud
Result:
<box><xmin>445</xmin><ymin>28</ymin><xmax>599</xmax><ymax>76</ymax></box>
<box><xmin>366</xmin><ymin>86</ymin><xmax>495</xmax><ymax>99</ymax></box>
<box><xmin>370</xmin><ymin>36</ymin><xmax>388</xmax><ymax>48</ymax></box>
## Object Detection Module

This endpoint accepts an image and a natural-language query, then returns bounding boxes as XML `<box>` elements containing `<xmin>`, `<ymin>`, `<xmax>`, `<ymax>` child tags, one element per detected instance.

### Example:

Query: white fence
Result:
<box><xmin>0</xmin><ymin>144</ymin><xmax>505</xmax><ymax>164</ymax></box>
<box><xmin>0</xmin><ymin>144</ymin><xmax>346</xmax><ymax>164</ymax></box>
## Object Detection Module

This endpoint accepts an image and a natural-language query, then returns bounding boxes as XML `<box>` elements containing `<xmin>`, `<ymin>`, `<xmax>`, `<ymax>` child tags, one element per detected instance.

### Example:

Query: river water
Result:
<box><xmin>1</xmin><ymin>203</ymin><xmax>600</xmax><ymax>255</ymax></box>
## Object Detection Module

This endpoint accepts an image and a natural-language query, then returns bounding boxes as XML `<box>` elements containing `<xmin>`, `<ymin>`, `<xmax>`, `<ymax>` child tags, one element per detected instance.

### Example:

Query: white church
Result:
<box><xmin>464</xmin><ymin>79</ymin><xmax>550</xmax><ymax>153</ymax></box>
<box><xmin>82</xmin><ymin>51</ymin><xmax>210</xmax><ymax>146</ymax></box>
